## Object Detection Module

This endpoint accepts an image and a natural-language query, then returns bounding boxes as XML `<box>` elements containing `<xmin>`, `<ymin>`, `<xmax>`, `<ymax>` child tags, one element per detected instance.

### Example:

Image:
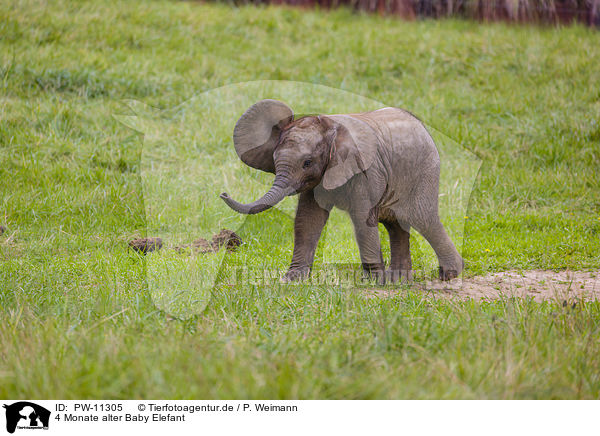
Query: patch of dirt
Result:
<box><xmin>367</xmin><ymin>270</ymin><xmax>600</xmax><ymax>302</ymax></box>
<box><xmin>129</xmin><ymin>237</ymin><xmax>163</xmax><ymax>254</ymax></box>
<box><xmin>174</xmin><ymin>237</ymin><xmax>213</xmax><ymax>254</ymax></box>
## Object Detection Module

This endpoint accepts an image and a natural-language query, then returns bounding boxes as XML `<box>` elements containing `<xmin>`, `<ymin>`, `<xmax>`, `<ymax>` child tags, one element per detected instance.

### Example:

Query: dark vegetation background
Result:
<box><xmin>220</xmin><ymin>0</ymin><xmax>600</xmax><ymax>26</ymax></box>
<box><xmin>0</xmin><ymin>0</ymin><xmax>599</xmax><ymax>398</ymax></box>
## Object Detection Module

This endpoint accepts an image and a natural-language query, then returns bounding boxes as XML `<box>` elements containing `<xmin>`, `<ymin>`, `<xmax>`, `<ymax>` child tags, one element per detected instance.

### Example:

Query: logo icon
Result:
<box><xmin>3</xmin><ymin>402</ymin><xmax>50</xmax><ymax>434</ymax></box>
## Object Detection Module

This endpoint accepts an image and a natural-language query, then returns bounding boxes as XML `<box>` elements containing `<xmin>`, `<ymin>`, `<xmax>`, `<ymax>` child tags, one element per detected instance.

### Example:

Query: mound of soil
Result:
<box><xmin>129</xmin><ymin>237</ymin><xmax>163</xmax><ymax>254</ymax></box>
<box><xmin>174</xmin><ymin>230</ymin><xmax>242</xmax><ymax>254</ymax></box>
<box><xmin>211</xmin><ymin>229</ymin><xmax>242</xmax><ymax>252</ymax></box>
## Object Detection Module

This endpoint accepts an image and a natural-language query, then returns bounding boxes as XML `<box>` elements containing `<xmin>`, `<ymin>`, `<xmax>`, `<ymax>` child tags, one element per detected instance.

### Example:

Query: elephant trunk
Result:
<box><xmin>220</xmin><ymin>177</ymin><xmax>293</xmax><ymax>215</ymax></box>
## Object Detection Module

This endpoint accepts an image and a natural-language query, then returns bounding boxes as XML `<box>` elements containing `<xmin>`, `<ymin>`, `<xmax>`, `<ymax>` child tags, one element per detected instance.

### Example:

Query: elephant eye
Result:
<box><xmin>303</xmin><ymin>159</ymin><xmax>312</xmax><ymax>169</ymax></box>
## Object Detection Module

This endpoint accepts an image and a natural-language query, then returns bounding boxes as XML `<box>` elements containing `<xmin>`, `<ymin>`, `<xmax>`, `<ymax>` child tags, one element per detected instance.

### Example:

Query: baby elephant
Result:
<box><xmin>220</xmin><ymin>99</ymin><xmax>464</xmax><ymax>283</ymax></box>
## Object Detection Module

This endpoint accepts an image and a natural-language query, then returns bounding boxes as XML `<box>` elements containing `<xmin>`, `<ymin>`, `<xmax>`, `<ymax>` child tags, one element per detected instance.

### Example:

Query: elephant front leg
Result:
<box><xmin>283</xmin><ymin>190</ymin><xmax>330</xmax><ymax>282</ymax></box>
<box><xmin>351</xmin><ymin>212</ymin><xmax>385</xmax><ymax>285</ymax></box>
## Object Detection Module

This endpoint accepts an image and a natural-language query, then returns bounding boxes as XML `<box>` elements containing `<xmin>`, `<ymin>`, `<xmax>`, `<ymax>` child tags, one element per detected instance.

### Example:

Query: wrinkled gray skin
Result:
<box><xmin>220</xmin><ymin>99</ymin><xmax>464</xmax><ymax>283</ymax></box>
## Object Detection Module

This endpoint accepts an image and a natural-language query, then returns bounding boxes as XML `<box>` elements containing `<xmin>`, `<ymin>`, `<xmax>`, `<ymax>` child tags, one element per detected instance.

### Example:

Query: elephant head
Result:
<box><xmin>220</xmin><ymin>99</ymin><xmax>377</xmax><ymax>214</ymax></box>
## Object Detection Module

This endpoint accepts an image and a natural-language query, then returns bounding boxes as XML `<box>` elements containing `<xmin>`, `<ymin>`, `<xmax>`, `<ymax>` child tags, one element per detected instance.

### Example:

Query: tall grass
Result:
<box><xmin>222</xmin><ymin>0</ymin><xmax>600</xmax><ymax>26</ymax></box>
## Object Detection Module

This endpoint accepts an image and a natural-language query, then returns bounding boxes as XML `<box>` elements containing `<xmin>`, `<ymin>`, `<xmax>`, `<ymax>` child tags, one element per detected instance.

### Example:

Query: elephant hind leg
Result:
<box><xmin>380</xmin><ymin>210</ymin><xmax>412</xmax><ymax>284</ymax></box>
<box><xmin>412</xmin><ymin>218</ymin><xmax>463</xmax><ymax>281</ymax></box>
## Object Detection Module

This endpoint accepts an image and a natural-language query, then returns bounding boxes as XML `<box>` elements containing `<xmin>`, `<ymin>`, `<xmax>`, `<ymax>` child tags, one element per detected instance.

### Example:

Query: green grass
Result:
<box><xmin>1</xmin><ymin>0</ymin><xmax>600</xmax><ymax>399</ymax></box>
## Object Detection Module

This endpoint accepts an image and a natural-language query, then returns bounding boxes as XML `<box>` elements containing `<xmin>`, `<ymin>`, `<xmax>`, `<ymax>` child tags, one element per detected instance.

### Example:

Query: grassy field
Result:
<box><xmin>1</xmin><ymin>0</ymin><xmax>600</xmax><ymax>399</ymax></box>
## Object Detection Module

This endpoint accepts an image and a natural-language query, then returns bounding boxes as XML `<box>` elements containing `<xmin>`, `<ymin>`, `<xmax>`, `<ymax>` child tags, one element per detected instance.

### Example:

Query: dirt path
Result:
<box><xmin>368</xmin><ymin>270</ymin><xmax>600</xmax><ymax>302</ymax></box>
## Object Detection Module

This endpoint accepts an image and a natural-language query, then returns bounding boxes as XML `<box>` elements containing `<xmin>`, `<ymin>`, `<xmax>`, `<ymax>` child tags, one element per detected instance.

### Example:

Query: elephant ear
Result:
<box><xmin>321</xmin><ymin>115</ymin><xmax>378</xmax><ymax>190</ymax></box>
<box><xmin>233</xmin><ymin>99</ymin><xmax>294</xmax><ymax>173</ymax></box>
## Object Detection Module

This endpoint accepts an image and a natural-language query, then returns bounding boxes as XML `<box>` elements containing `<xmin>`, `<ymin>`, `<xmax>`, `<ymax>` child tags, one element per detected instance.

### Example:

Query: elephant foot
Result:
<box><xmin>281</xmin><ymin>267</ymin><xmax>310</xmax><ymax>284</ymax></box>
<box><xmin>438</xmin><ymin>265</ymin><xmax>461</xmax><ymax>281</ymax></box>
<box><xmin>438</xmin><ymin>255</ymin><xmax>465</xmax><ymax>281</ymax></box>
<box><xmin>387</xmin><ymin>269</ymin><xmax>413</xmax><ymax>284</ymax></box>
<box><xmin>362</xmin><ymin>263</ymin><xmax>386</xmax><ymax>285</ymax></box>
